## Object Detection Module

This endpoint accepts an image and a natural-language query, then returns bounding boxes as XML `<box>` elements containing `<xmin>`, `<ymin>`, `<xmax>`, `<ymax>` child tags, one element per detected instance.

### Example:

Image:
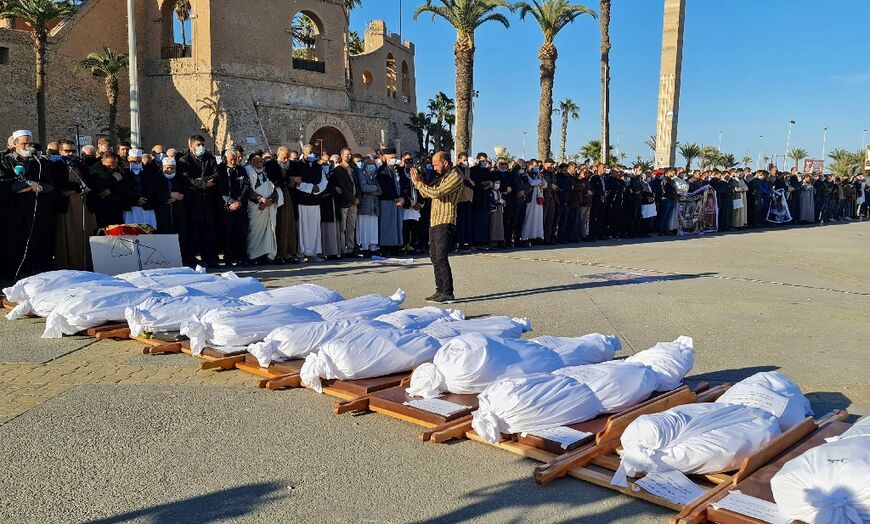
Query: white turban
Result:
<box><xmin>162</xmin><ymin>157</ymin><xmax>176</xmax><ymax>167</ymax></box>
<box><xmin>12</xmin><ymin>130</ymin><xmax>32</xmax><ymax>140</ymax></box>
<box><xmin>129</xmin><ymin>148</ymin><xmax>143</xmax><ymax>158</ymax></box>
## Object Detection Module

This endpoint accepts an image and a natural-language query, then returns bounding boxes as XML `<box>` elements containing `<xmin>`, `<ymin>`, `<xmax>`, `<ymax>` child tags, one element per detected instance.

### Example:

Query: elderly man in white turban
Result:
<box><xmin>245</xmin><ymin>152</ymin><xmax>283</xmax><ymax>263</ymax></box>
<box><xmin>122</xmin><ymin>148</ymin><xmax>157</xmax><ymax>228</ymax></box>
<box><xmin>1</xmin><ymin>129</ymin><xmax>57</xmax><ymax>283</ymax></box>
<box><xmin>152</xmin><ymin>156</ymin><xmax>194</xmax><ymax>265</ymax></box>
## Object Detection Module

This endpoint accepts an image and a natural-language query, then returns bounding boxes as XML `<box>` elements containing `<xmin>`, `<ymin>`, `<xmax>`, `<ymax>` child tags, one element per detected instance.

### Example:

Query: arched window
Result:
<box><xmin>386</xmin><ymin>53</ymin><xmax>396</xmax><ymax>98</ymax></box>
<box><xmin>161</xmin><ymin>1</ymin><xmax>192</xmax><ymax>59</ymax></box>
<box><xmin>291</xmin><ymin>11</ymin><xmax>325</xmax><ymax>73</ymax></box>
<box><xmin>401</xmin><ymin>60</ymin><xmax>410</xmax><ymax>102</ymax></box>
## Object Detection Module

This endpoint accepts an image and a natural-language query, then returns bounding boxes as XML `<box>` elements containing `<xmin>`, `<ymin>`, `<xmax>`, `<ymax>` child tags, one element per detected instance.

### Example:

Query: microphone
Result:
<box><xmin>14</xmin><ymin>165</ymin><xmax>25</xmax><ymax>178</ymax></box>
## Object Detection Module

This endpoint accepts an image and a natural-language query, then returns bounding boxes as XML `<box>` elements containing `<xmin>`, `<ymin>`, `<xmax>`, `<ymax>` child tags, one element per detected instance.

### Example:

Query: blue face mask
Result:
<box><xmin>49</xmin><ymin>154</ymin><xmax>62</xmax><ymax>162</ymax></box>
<box><xmin>531</xmin><ymin>167</ymin><xmax>540</xmax><ymax>174</ymax></box>
<box><xmin>355</xmin><ymin>161</ymin><xmax>364</xmax><ymax>170</ymax></box>
<box><xmin>321</xmin><ymin>165</ymin><xmax>329</xmax><ymax>175</ymax></box>
<box><xmin>498</xmin><ymin>167</ymin><xmax>507</xmax><ymax>173</ymax></box>
<box><xmin>479</xmin><ymin>161</ymin><xmax>489</xmax><ymax>169</ymax></box>
<box><xmin>426</xmin><ymin>164</ymin><xmax>433</xmax><ymax>171</ymax></box>
<box><xmin>154</xmin><ymin>153</ymin><xmax>166</xmax><ymax>162</ymax></box>
<box><xmin>307</xmin><ymin>154</ymin><xmax>317</xmax><ymax>163</ymax></box>
<box><xmin>163</xmin><ymin>171</ymin><xmax>176</xmax><ymax>179</ymax></box>
<box><xmin>365</xmin><ymin>164</ymin><xmax>377</xmax><ymax>174</ymax></box>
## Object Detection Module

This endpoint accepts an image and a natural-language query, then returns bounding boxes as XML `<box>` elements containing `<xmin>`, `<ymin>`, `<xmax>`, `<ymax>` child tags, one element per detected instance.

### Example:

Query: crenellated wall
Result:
<box><xmin>0</xmin><ymin>0</ymin><xmax>417</xmax><ymax>155</ymax></box>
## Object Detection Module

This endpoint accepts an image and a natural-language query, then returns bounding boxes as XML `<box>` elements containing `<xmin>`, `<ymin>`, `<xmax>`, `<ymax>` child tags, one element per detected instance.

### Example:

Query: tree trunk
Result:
<box><xmin>434</xmin><ymin>118</ymin><xmax>442</xmax><ymax>152</ymax></box>
<box><xmin>600</xmin><ymin>0</ymin><xmax>611</xmax><ymax>164</ymax></box>
<box><xmin>454</xmin><ymin>38</ymin><xmax>474</xmax><ymax>156</ymax></box>
<box><xmin>34</xmin><ymin>32</ymin><xmax>47</xmax><ymax>146</ymax></box>
<box><xmin>106</xmin><ymin>75</ymin><xmax>119</xmax><ymax>145</ymax></box>
<box><xmin>560</xmin><ymin>112</ymin><xmax>568</xmax><ymax>162</ymax></box>
<box><xmin>537</xmin><ymin>42</ymin><xmax>557</xmax><ymax>160</ymax></box>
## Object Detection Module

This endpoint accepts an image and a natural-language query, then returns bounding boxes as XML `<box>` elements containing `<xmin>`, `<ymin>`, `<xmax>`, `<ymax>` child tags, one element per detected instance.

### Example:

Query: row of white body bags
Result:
<box><xmin>7</xmin><ymin>278</ymin><xmax>134</xmax><ymax>320</ymax></box>
<box><xmin>126</xmin><ymin>295</ymin><xmax>247</xmax><ymax>337</ymax></box>
<box><xmin>406</xmin><ymin>332</ymin><xmax>620</xmax><ymax>399</ymax></box>
<box><xmin>301</xmin><ymin>329</ymin><xmax>443</xmax><ymax>393</ymax></box>
<box><xmin>470</xmin><ymin>337</ymin><xmax>694</xmax><ymax>443</ymax></box>
<box><xmin>42</xmin><ymin>286</ymin><xmax>164</xmax><ymax>338</ymax></box>
<box><xmin>240</xmin><ymin>283</ymin><xmax>344</xmax><ymax>308</ymax></box>
<box><xmin>181</xmin><ymin>304</ymin><xmax>323</xmax><ymax>355</ymax></box>
<box><xmin>248</xmin><ymin>307</ymin><xmax>465</xmax><ymax>368</ymax></box>
<box><xmin>612</xmin><ymin>371</ymin><xmax>813</xmax><ymax>487</ymax></box>
<box><xmin>3</xmin><ymin>269</ymin><xmax>116</xmax><ymax>305</ymax></box>
<box><xmin>770</xmin><ymin>417</ymin><xmax>870</xmax><ymax>524</ymax></box>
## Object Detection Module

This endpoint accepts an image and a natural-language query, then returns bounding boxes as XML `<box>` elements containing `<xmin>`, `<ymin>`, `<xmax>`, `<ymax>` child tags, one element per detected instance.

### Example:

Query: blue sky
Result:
<box><xmin>350</xmin><ymin>0</ymin><xmax>870</xmax><ymax>165</ymax></box>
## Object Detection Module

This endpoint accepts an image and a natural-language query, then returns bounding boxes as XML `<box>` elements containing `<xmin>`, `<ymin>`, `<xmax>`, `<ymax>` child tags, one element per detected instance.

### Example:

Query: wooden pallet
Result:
<box><xmin>1</xmin><ymin>299</ymin><xmax>15</xmax><ymax>310</ymax></box>
<box><xmin>333</xmin><ymin>386</ymin><xmax>479</xmax><ymax>428</ymax></box>
<box><xmin>673</xmin><ymin>410</ymin><xmax>850</xmax><ymax>524</ymax></box>
<box><xmin>530</xmin><ymin>404</ymin><xmax>846</xmax><ymax>519</ymax></box>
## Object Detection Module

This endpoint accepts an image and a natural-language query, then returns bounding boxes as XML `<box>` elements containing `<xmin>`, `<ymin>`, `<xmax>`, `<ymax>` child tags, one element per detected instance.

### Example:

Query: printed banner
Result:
<box><xmin>677</xmin><ymin>185</ymin><xmax>718</xmax><ymax>235</ymax></box>
<box><xmin>766</xmin><ymin>188</ymin><xmax>792</xmax><ymax>223</ymax></box>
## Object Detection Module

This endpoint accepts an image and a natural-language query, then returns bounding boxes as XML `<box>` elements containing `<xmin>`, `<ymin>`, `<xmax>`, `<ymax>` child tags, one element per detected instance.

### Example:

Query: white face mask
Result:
<box><xmin>194</xmin><ymin>145</ymin><xmax>205</xmax><ymax>157</ymax></box>
<box><xmin>163</xmin><ymin>171</ymin><xmax>176</xmax><ymax>179</ymax></box>
<box><xmin>279</xmin><ymin>161</ymin><xmax>290</xmax><ymax>170</ymax></box>
<box><xmin>18</xmin><ymin>145</ymin><xmax>34</xmax><ymax>158</ymax></box>
<box><xmin>388</xmin><ymin>158</ymin><xmax>399</xmax><ymax>166</ymax></box>
<box><xmin>375</xmin><ymin>159</ymin><xmax>383</xmax><ymax>168</ymax></box>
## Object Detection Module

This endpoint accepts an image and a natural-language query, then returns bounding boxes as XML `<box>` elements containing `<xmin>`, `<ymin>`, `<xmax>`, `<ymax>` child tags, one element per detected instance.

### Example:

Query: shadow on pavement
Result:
<box><xmin>687</xmin><ymin>365</ymin><xmax>780</xmax><ymax>384</ymax></box>
<box><xmin>238</xmin><ymin>262</ymin><xmax>427</xmax><ymax>282</ymax></box>
<box><xmin>453</xmin><ymin>272</ymin><xmax>715</xmax><ymax>303</ymax></box>
<box><xmin>414</xmin><ymin>477</ymin><xmax>665</xmax><ymax>523</ymax></box>
<box><xmin>87</xmin><ymin>481</ymin><xmax>286</xmax><ymax>524</ymax></box>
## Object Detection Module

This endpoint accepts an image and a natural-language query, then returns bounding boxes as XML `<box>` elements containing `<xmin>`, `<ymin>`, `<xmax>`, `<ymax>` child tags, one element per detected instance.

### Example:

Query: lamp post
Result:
<box><xmin>863</xmin><ymin>129</ymin><xmax>867</xmax><ymax>149</ymax></box>
<box><xmin>822</xmin><ymin>127</ymin><xmax>828</xmax><ymax>161</ymax></box>
<box><xmin>521</xmin><ymin>131</ymin><xmax>527</xmax><ymax>160</ymax></box>
<box><xmin>126</xmin><ymin>0</ymin><xmax>141</xmax><ymax>148</ymax></box>
<box><xmin>757</xmin><ymin>135</ymin><xmax>764</xmax><ymax>170</ymax></box>
<box><xmin>785</xmin><ymin>120</ymin><xmax>795</xmax><ymax>170</ymax></box>
<box><xmin>718</xmin><ymin>130</ymin><xmax>723</xmax><ymax>151</ymax></box>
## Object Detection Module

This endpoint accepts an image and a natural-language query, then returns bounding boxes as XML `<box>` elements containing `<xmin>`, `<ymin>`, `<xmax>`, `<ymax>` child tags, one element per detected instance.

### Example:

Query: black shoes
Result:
<box><xmin>426</xmin><ymin>293</ymin><xmax>456</xmax><ymax>304</ymax></box>
<box><xmin>425</xmin><ymin>292</ymin><xmax>441</xmax><ymax>301</ymax></box>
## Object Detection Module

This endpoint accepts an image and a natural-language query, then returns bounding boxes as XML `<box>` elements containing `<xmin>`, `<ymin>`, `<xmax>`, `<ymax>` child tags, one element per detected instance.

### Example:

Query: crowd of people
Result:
<box><xmin>2</xmin><ymin>128</ymin><xmax>868</xmax><ymax>289</ymax></box>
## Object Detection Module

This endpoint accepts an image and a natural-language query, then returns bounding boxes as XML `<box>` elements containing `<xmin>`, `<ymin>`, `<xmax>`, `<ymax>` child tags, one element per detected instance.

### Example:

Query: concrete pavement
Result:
<box><xmin>1</xmin><ymin>220</ymin><xmax>868</xmax><ymax>523</ymax></box>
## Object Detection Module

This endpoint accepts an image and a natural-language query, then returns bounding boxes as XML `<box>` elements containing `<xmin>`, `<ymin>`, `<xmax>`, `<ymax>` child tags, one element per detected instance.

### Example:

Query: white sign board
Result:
<box><xmin>77</xmin><ymin>135</ymin><xmax>93</xmax><ymax>147</ymax></box>
<box><xmin>865</xmin><ymin>147</ymin><xmax>870</xmax><ymax>171</ymax></box>
<box><xmin>90</xmin><ymin>235</ymin><xmax>183</xmax><ymax>276</ymax></box>
<box><xmin>245</xmin><ymin>136</ymin><xmax>257</xmax><ymax>145</ymax></box>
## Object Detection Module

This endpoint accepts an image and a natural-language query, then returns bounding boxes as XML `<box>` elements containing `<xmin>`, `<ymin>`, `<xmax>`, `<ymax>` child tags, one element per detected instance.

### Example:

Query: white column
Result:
<box><xmin>127</xmin><ymin>0</ymin><xmax>141</xmax><ymax>148</ymax></box>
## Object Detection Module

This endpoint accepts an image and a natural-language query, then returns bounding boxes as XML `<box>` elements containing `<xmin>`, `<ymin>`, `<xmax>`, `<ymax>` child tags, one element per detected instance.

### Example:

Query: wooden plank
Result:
<box><xmin>370</xmin><ymin>405</ymin><xmax>440</xmax><ymax>429</ymax></box>
<box><xmin>95</xmin><ymin>327</ymin><xmax>131</xmax><ymax>340</ymax></box>
<box><xmin>199</xmin><ymin>354</ymin><xmax>245</xmax><ymax>371</ymax></box>
<box><xmin>465</xmin><ymin>431</ymin><xmax>561</xmax><ymax>462</ymax></box>
<box><xmin>235</xmin><ymin>354</ymin><xmax>304</xmax><ymax>379</ymax></box>
<box><xmin>142</xmin><ymin>342</ymin><xmax>183</xmax><ymax>355</ymax></box>
<box><xmin>419</xmin><ymin>415</ymin><xmax>474</xmax><ymax>441</ymax></box>
<box><xmin>368</xmin><ymin>387</ymin><xmax>479</xmax><ymax>426</ymax></box>
<box><xmin>85</xmin><ymin>322</ymin><xmax>129</xmax><ymax>336</ymax></box>
<box><xmin>259</xmin><ymin>374</ymin><xmax>302</xmax><ymax>390</ymax></box>
<box><xmin>568</xmin><ymin>466</ymin><xmax>686</xmax><ymax>512</ymax></box>
<box><xmin>334</xmin><ymin>396</ymin><xmax>370</xmax><ymax>414</ymax></box>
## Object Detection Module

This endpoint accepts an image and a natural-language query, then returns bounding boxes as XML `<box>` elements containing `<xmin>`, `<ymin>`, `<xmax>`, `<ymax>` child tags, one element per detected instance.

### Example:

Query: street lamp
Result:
<box><xmin>521</xmin><ymin>131</ymin><xmax>527</xmax><ymax>160</ymax></box>
<box><xmin>785</xmin><ymin>120</ymin><xmax>796</xmax><ymax>170</ymax></box>
<box><xmin>718</xmin><ymin>130</ymin><xmax>723</xmax><ymax>151</ymax></box>
<box><xmin>757</xmin><ymin>135</ymin><xmax>764</xmax><ymax>170</ymax></box>
<box><xmin>822</xmin><ymin>127</ymin><xmax>828</xmax><ymax>160</ymax></box>
<box><xmin>863</xmin><ymin>129</ymin><xmax>868</xmax><ymax>149</ymax></box>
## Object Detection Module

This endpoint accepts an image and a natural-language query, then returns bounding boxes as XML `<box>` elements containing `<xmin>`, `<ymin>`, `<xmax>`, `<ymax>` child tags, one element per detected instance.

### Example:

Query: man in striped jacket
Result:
<box><xmin>411</xmin><ymin>151</ymin><xmax>463</xmax><ymax>304</ymax></box>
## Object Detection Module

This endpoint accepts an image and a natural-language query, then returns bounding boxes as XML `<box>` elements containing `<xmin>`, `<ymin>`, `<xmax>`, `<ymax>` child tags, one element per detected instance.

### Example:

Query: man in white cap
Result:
<box><xmin>1</xmin><ymin>130</ymin><xmax>57</xmax><ymax>283</ymax></box>
<box><xmin>153</xmin><ymin>156</ymin><xmax>193</xmax><ymax>266</ymax></box>
<box><xmin>122</xmin><ymin>148</ymin><xmax>157</xmax><ymax>228</ymax></box>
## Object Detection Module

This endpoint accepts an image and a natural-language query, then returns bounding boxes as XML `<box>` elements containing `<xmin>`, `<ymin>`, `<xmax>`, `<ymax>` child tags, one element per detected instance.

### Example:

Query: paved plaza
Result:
<box><xmin>1</xmin><ymin>221</ymin><xmax>868</xmax><ymax>523</ymax></box>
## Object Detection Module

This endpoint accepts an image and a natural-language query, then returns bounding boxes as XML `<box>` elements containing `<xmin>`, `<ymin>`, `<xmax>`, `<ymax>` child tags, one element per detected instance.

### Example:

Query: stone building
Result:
<box><xmin>0</xmin><ymin>0</ymin><xmax>417</xmax><ymax>156</ymax></box>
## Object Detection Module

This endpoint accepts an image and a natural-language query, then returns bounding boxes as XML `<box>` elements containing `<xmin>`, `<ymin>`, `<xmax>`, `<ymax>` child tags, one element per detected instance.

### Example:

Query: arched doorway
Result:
<box><xmin>309</xmin><ymin>126</ymin><xmax>348</xmax><ymax>157</ymax></box>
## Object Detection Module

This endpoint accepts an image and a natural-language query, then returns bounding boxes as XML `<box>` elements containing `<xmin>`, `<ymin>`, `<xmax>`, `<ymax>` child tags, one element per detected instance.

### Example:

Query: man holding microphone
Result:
<box><xmin>410</xmin><ymin>151</ymin><xmax>462</xmax><ymax>304</ymax></box>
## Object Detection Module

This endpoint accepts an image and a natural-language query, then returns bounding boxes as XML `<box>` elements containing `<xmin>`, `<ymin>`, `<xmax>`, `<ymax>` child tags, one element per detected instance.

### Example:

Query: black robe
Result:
<box><xmin>152</xmin><ymin>174</ymin><xmax>192</xmax><ymax>265</ymax></box>
<box><xmin>86</xmin><ymin>162</ymin><xmax>131</xmax><ymax>229</ymax></box>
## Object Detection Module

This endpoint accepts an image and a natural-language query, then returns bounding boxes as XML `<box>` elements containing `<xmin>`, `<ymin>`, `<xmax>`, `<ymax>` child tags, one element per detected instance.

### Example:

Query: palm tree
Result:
<box><xmin>414</xmin><ymin>0</ymin><xmax>512</xmax><ymax>155</ymax></box>
<box><xmin>827</xmin><ymin>149</ymin><xmax>863</xmax><ymax>177</ymax></box>
<box><xmin>720</xmin><ymin>152</ymin><xmax>738</xmax><ymax>168</ymax></box>
<box><xmin>787</xmin><ymin>147</ymin><xmax>808</xmax><ymax>169</ymax></box>
<box><xmin>579</xmin><ymin>139</ymin><xmax>617</xmax><ymax>164</ymax></box>
<box><xmin>741</xmin><ymin>155</ymin><xmax>752</xmax><ymax>168</ymax></box>
<box><xmin>699</xmin><ymin>145</ymin><xmax>722</xmax><ymax>170</ymax></box>
<box><xmin>516</xmin><ymin>0</ymin><xmax>595</xmax><ymax>159</ymax></box>
<box><xmin>554</xmin><ymin>98</ymin><xmax>580</xmax><ymax>162</ymax></box>
<box><xmin>678</xmin><ymin>142</ymin><xmax>701</xmax><ymax>170</ymax></box>
<box><xmin>427</xmin><ymin>91</ymin><xmax>455</xmax><ymax>151</ymax></box>
<box><xmin>0</xmin><ymin>0</ymin><xmax>78</xmax><ymax>145</ymax></box>
<box><xmin>644</xmin><ymin>135</ymin><xmax>656</xmax><ymax>159</ymax></box>
<box><xmin>174</xmin><ymin>0</ymin><xmax>191</xmax><ymax>52</ymax></box>
<box><xmin>75</xmin><ymin>47</ymin><xmax>129</xmax><ymax>145</ymax></box>
<box><xmin>598</xmin><ymin>0</ymin><xmax>610</xmax><ymax>163</ymax></box>
<box><xmin>406</xmin><ymin>112</ymin><xmax>431</xmax><ymax>155</ymax></box>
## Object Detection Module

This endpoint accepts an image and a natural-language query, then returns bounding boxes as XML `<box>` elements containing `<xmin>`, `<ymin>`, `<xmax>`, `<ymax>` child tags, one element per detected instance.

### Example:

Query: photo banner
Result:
<box><xmin>766</xmin><ymin>188</ymin><xmax>792</xmax><ymax>224</ymax></box>
<box><xmin>677</xmin><ymin>185</ymin><xmax>718</xmax><ymax>235</ymax></box>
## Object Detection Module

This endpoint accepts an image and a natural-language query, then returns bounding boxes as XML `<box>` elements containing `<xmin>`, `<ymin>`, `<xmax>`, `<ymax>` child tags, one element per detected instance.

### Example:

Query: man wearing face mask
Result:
<box><xmin>176</xmin><ymin>134</ymin><xmax>220</xmax><ymax>267</ymax></box>
<box><xmin>454</xmin><ymin>152</ymin><xmax>474</xmax><ymax>251</ymax></box>
<box><xmin>216</xmin><ymin>150</ymin><xmax>251</xmax><ymax>267</ymax></box>
<box><xmin>53</xmin><ymin>139</ymin><xmax>97</xmax><ymax>270</ymax></box>
<box><xmin>153</xmin><ymin>157</ymin><xmax>192</xmax><ymax>265</ymax></box>
<box><xmin>469</xmin><ymin>152</ymin><xmax>493</xmax><ymax>246</ymax></box>
<box><xmin>332</xmin><ymin>147</ymin><xmax>359</xmax><ymax>256</ymax></box>
<box><xmin>122</xmin><ymin>149</ymin><xmax>157</xmax><ymax>229</ymax></box>
<box><xmin>1</xmin><ymin>129</ymin><xmax>57</xmax><ymax>281</ymax></box>
<box><xmin>502</xmin><ymin>159</ymin><xmax>530</xmax><ymax>248</ymax></box>
<box><xmin>295</xmin><ymin>144</ymin><xmax>326</xmax><ymax>262</ymax></box>
<box><xmin>355</xmin><ymin>154</ymin><xmax>381</xmax><ymax>255</ymax></box>
<box><xmin>86</xmin><ymin>152</ymin><xmax>130</xmax><ymax>229</ymax></box>
<box><xmin>81</xmin><ymin>145</ymin><xmax>99</xmax><ymax>168</ymax></box>
<box><xmin>265</xmin><ymin>146</ymin><xmax>300</xmax><ymax>264</ymax></box>
<box><xmin>376</xmin><ymin>147</ymin><xmax>404</xmax><ymax>253</ymax></box>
